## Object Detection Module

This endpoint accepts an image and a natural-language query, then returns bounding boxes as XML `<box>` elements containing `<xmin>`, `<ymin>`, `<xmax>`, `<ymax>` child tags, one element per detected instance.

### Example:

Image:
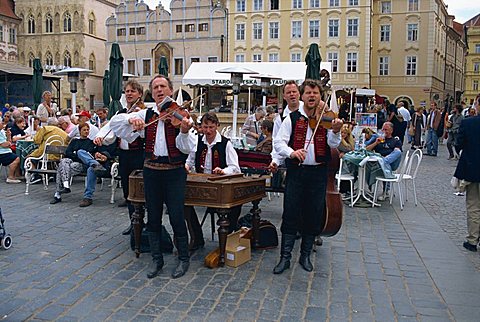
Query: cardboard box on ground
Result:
<box><xmin>225</xmin><ymin>230</ymin><xmax>251</xmax><ymax>267</ymax></box>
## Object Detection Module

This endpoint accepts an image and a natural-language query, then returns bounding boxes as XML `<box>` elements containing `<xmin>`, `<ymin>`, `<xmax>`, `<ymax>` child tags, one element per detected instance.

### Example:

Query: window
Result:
<box><xmin>347</xmin><ymin>52</ymin><xmax>357</xmax><ymax>72</ymax></box>
<box><xmin>28</xmin><ymin>15</ymin><xmax>35</xmax><ymax>34</ymax></box>
<box><xmin>143</xmin><ymin>59</ymin><xmax>151</xmax><ymax>76</ymax></box>
<box><xmin>64</xmin><ymin>51</ymin><xmax>71</xmax><ymax>67</ymax></box>
<box><xmin>349</xmin><ymin>0</ymin><xmax>358</xmax><ymax>5</ymax></box>
<box><xmin>292</xmin><ymin>0</ymin><xmax>302</xmax><ymax>9</ymax></box>
<box><xmin>379</xmin><ymin>56</ymin><xmax>389</xmax><ymax>75</ymax></box>
<box><xmin>174</xmin><ymin>58</ymin><xmax>183</xmax><ymax>75</ymax></box>
<box><xmin>328</xmin><ymin>19</ymin><xmax>339</xmax><ymax>37</ymax></box>
<box><xmin>309</xmin><ymin>20</ymin><xmax>319</xmax><ymax>38</ymax></box>
<box><xmin>475</xmin><ymin>44</ymin><xmax>480</xmax><ymax>53</ymax></box>
<box><xmin>46</xmin><ymin>14</ymin><xmax>53</xmax><ymax>33</ymax></box>
<box><xmin>253</xmin><ymin>54</ymin><xmax>262</xmax><ymax>62</ymax></box>
<box><xmin>329</xmin><ymin>0</ymin><xmax>339</xmax><ymax>6</ymax></box>
<box><xmin>208</xmin><ymin>57</ymin><xmax>218</xmax><ymax>62</ymax></box>
<box><xmin>45</xmin><ymin>52</ymin><xmax>53</xmax><ymax>66</ymax></box>
<box><xmin>88</xmin><ymin>13</ymin><xmax>95</xmax><ymax>34</ymax></box>
<box><xmin>237</xmin><ymin>0</ymin><xmax>245</xmax><ymax>12</ymax></box>
<box><xmin>63</xmin><ymin>12</ymin><xmax>72</xmax><ymax>32</ymax></box>
<box><xmin>310</xmin><ymin>0</ymin><xmax>320</xmax><ymax>8</ymax></box>
<box><xmin>474</xmin><ymin>80</ymin><xmax>479</xmax><ymax>91</ymax></box>
<box><xmin>28</xmin><ymin>53</ymin><xmax>35</xmax><ymax>68</ymax></box>
<box><xmin>176</xmin><ymin>25</ymin><xmax>182</xmax><ymax>33</ymax></box>
<box><xmin>236</xmin><ymin>23</ymin><xmax>245</xmax><ymax>40</ymax></box>
<box><xmin>269</xmin><ymin>22</ymin><xmax>279</xmax><ymax>39</ymax></box>
<box><xmin>199</xmin><ymin>23</ymin><xmax>208</xmax><ymax>32</ymax></box>
<box><xmin>130</xmin><ymin>27</ymin><xmax>136</xmax><ymax>35</ymax></box>
<box><xmin>292</xmin><ymin>21</ymin><xmax>302</xmax><ymax>38</ymax></box>
<box><xmin>327</xmin><ymin>52</ymin><xmax>338</xmax><ymax>72</ymax></box>
<box><xmin>136</xmin><ymin>27</ymin><xmax>145</xmax><ymax>35</ymax></box>
<box><xmin>408</xmin><ymin>0</ymin><xmax>419</xmax><ymax>12</ymax></box>
<box><xmin>89</xmin><ymin>53</ymin><xmax>95</xmax><ymax>72</ymax></box>
<box><xmin>0</xmin><ymin>26</ymin><xmax>3</xmax><ymax>42</ymax></box>
<box><xmin>235</xmin><ymin>54</ymin><xmax>245</xmax><ymax>62</ymax></box>
<box><xmin>186</xmin><ymin>24</ymin><xmax>195</xmax><ymax>32</ymax></box>
<box><xmin>380</xmin><ymin>25</ymin><xmax>390</xmax><ymax>42</ymax></box>
<box><xmin>474</xmin><ymin>62</ymin><xmax>480</xmax><ymax>73</ymax></box>
<box><xmin>254</xmin><ymin>0</ymin><xmax>263</xmax><ymax>11</ymax></box>
<box><xmin>117</xmin><ymin>28</ymin><xmax>126</xmax><ymax>36</ymax></box>
<box><xmin>269</xmin><ymin>53</ymin><xmax>279</xmax><ymax>62</ymax></box>
<box><xmin>291</xmin><ymin>52</ymin><xmax>301</xmax><ymax>62</ymax></box>
<box><xmin>127</xmin><ymin>60</ymin><xmax>136</xmax><ymax>75</ymax></box>
<box><xmin>271</xmin><ymin>0</ymin><xmax>279</xmax><ymax>10</ymax></box>
<box><xmin>253</xmin><ymin>22</ymin><xmax>263</xmax><ymax>40</ymax></box>
<box><xmin>406</xmin><ymin>56</ymin><xmax>417</xmax><ymax>75</ymax></box>
<box><xmin>407</xmin><ymin>23</ymin><xmax>418</xmax><ymax>42</ymax></box>
<box><xmin>191</xmin><ymin>57</ymin><xmax>200</xmax><ymax>64</ymax></box>
<box><xmin>381</xmin><ymin>1</ymin><xmax>391</xmax><ymax>13</ymax></box>
<box><xmin>347</xmin><ymin>18</ymin><xmax>359</xmax><ymax>37</ymax></box>
<box><xmin>9</xmin><ymin>28</ymin><xmax>16</xmax><ymax>44</ymax></box>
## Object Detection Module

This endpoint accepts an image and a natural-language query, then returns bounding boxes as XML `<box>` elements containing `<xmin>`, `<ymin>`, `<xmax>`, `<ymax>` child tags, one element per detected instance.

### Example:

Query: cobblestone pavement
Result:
<box><xmin>0</xmin><ymin>147</ymin><xmax>479</xmax><ymax>322</ymax></box>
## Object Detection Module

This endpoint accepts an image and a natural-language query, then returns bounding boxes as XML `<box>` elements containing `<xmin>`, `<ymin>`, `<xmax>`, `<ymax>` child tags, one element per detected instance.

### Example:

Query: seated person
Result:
<box><xmin>57</xmin><ymin>116</ymin><xmax>75</xmax><ymax>134</ymax></box>
<box><xmin>50</xmin><ymin>123</ymin><xmax>112</xmax><ymax>207</ymax></box>
<box><xmin>338</xmin><ymin>124</ymin><xmax>355</xmax><ymax>157</ymax></box>
<box><xmin>362</xmin><ymin>127</ymin><xmax>379</xmax><ymax>146</ymax></box>
<box><xmin>0</xmin><ymin>119</ymin><xmax>21</xmax><ymax>183</ymax></box>
<box><xmin>68</xmin><ymin>110</ymin><xmax>99</xmax><ymax>140</ymax></box>
<box><xmin>10</xmin><ymin>117</ymin><xmax>31</xmax><ymax>153</ymax></box>
<box><xmin>255</xmin><ymin>120</ymin><xmax>273</xmax><ymax>154</ymax></box>
<box><xmin>241</xmin><ymin>107</ymin><xmax>266</xmax><ymax>147</ymax></box>
<box><xmin>184</xmin><ymin>112</ymin><xmax>241</xmax><ymax>250</ymax></box>
<box><xmin>91</xmin><ymin>106</ymin><xmax>109</xmax><ymax>128</ymax></box>
<box><xmin>25</xmin><ymin>116</ymin><xmax>41</xmax><ymax>137</ymax></box>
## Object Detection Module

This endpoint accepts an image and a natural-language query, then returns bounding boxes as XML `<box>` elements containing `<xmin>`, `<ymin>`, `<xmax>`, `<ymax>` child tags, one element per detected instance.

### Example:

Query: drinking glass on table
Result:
<box><xmin>377</xmin><ymin>129</ymin><xmax>385</xmax><ymax>143</ymax></box>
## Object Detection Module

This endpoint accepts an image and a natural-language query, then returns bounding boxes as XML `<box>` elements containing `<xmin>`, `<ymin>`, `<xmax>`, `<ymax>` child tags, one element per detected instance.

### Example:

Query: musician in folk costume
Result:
<box><xmin>94</xmin><ymin>80</ymin><xmax>146</xmax><ymax>236</ymax></box>
<box><xmin>184</xmin><ymin>112</ymin><xmax>241</xmax><ymax>250</ymax></box>
<box><xmin>110</xmin><ymin>75</ymin><xmax>196</xmax><ymax>279</ymax></box>
<box><xmin>273</xmin><ymin>79</ymin><xmax>343</xmax><ymax>274</ymax></box>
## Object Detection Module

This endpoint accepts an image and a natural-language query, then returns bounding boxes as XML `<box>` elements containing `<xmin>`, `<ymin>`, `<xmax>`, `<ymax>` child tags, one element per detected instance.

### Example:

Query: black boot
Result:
<box><xmin>172</xmin><ymin>236</ymin><xmax>190</xmax><ymax>279</ymax></box>
<box><xmin>299</xmin><ymin>235</ymin><xmax>315</xmax><ymax>272</ymax></box>
<box><xmin>273</xmin><ymin>234</ymin><xmax>297</xmax><ymax>274</ymax></box>
<box><xmin>121</xmin><ymin>224</ymin><xmax>132</xmax><ymax>235</ymax></box>
<box><xmin>147</xmin><ymin>231</ymin><xmax>164</xmax><ymax>279</ymax></box>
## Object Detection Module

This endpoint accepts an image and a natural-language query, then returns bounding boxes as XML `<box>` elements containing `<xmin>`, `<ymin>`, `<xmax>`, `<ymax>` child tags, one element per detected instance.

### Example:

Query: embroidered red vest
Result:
<box><xmin>288</xmin><ymin>110</ymin><xmax>331</xmax><ymax>164</ymax></box>
<box><xmin>194</xmin><ymin>136</ymin><xmax>228</xmax><ymax>173</ymax></box>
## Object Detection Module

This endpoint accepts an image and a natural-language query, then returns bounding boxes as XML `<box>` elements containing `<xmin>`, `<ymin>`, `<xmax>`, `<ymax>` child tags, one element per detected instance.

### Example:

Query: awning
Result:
<box><xmin>0</xmin><ymin>61</ymin><xmax>60</xmax><ymax>79</ymax></box>
<box><xmin>182</xmin><ymin>62</ymin><xmax>332</xmax><ymax>87</ymax></box>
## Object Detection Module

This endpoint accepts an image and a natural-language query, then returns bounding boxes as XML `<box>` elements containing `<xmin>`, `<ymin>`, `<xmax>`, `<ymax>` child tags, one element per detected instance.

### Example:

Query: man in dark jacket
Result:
<box><xmin>454</xmin><ymin>99</ymin><xmax>480</xmax><ymax>252</ymax></box>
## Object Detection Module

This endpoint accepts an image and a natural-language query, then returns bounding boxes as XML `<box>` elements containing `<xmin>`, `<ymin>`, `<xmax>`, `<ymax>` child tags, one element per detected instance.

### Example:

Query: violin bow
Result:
<box><xmin>101</xmin><ymin>97</ymin><xmax>142</xmax><ymax>140</ymax></box>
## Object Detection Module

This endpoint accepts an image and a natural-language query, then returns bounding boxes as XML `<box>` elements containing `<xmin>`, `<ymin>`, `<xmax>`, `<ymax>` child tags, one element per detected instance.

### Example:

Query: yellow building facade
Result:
<box><xmin>464</xmin><ymin>14</ymin><xmax>480</xmax><ymax>105</ymax></box>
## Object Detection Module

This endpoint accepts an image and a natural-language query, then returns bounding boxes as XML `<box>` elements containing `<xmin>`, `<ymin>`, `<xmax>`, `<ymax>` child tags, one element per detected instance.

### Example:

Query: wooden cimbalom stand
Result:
<box><xmin>128</xmin><ymin>171</ymin><xmax>266</xmax><ymax>267</ymax></box>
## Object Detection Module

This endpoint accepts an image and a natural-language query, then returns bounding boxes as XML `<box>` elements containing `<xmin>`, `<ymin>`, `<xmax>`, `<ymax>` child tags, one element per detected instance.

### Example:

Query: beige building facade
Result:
<box><xmin>15</xmin><ymin>0</ymin><xmax>119</xmax><ymax>109</ymax></box>
<box><xmin>0</xmin><ymin>0</ymin><xmax>20</xmax><ymax>63</ymax></box>
<box><xmin>464</xmin><ymin>14</ymin><xmax>480</xmax><ymax>105</ymax></box>
<box><xmin>106</xmin><ymin>0</ymin><xmax>227</xmax><ymax>96</ymax></box>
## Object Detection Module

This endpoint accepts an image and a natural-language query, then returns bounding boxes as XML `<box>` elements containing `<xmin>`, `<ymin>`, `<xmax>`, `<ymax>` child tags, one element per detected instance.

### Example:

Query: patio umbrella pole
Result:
<box><xmin>349</xmin><ymin>89</ymin><xmax>354</xmax><ymax>122</ymax></box>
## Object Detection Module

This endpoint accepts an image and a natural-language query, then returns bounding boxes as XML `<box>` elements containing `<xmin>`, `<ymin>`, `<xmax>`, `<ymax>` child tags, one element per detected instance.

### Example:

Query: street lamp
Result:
<box><xmin>54</xmin><ymin>67</ymin><xmax>92</xmax><ymax>114</ymax></box>
<box><xmin>250</xmin><ymin>74</ymin><xmax>282</xmax><ymax>110</ymax></box>
<box><xmin>216</xmin><ymin>67</ymin><xmax>258</xmax><ymax>138</ymax></box>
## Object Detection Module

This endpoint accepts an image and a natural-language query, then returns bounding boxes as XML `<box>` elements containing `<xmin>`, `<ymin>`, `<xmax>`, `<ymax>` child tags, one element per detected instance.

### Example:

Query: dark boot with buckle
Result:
<box><xmin>273</xmin><ymin>234</ymin><xmax>296</xmax><ymax>274</ymax></box>
<box><xmin>299</xmin><ymin>235</ymin><xmax>315</xmax><ymax>272</ymax></box>
<box><xmin>147</xmin><ymin>231</ymin><xmax>164</xmax><ymax>279</ymax></box>
<box><xmin>172</xmin><ymin>236</ymin><xmax>190</xmax><ymax>279</ymax></box>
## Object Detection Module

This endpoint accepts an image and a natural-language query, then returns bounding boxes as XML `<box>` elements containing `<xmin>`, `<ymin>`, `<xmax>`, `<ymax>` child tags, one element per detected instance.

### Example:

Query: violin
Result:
<box><xmin>308</xmin><ymin>109</ymin><xmax>337</xmax><ymax>130</ymax></box>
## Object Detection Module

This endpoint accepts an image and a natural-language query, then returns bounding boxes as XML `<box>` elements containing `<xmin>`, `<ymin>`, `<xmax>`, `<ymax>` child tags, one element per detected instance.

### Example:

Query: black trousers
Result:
<box><xmin>280</xmin><ymin>165</ymin><xmax>327</xmax><ymax>236</ymax></box>
<box><xmin>119</xmin><ymin>149</ymin><xmax>144</xmax><ymax>215</ymax></box>
<box><xmin>143</xmin><ymin>166</ymin><xmax>188</xmax><ymax>238</ymax></box>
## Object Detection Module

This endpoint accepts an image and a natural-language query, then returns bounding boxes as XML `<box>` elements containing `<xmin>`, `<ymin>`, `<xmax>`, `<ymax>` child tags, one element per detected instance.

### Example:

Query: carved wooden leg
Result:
<box><xmin>250</xmin><ymin>199</ymin><xmax>262</xmax><ymax>249</ymax></box>
<box><xmin>132</xmin><ymin>202</ymin><xmax>145</xmax><ymax>258</ymax></box>
<box><xmin>216</xmin><ymin>208</ymin><xmax>231</xmax><ymax>267</ymax></box>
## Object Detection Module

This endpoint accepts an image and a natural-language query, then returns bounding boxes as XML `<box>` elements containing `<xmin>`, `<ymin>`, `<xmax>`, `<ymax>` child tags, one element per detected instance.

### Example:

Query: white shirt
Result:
<box><xmin>274</xmin><ymin>105</ymin><xmax>341</xmax><ymax>166</ymax></box>
<box><xmin>68</xmin><ymin>123</ymin><xmax>99</xmax><ymax>140</ymax></box>
<box><xmin>109</xmin><ymin>106</ymin><xmax>196</xmax><ymax>157</ymax></box>
<box><xmin>37</xmin><ymin>102</ymin><xmax>58</xmax><ymax>122</ymax></box>
<box><xmin>397</xmin><ymin>106</ymin><xmax>411</xmax><ymax>122</ymax></box>
<box><xmin>272</xmin><ymin>101</ymin><xmax>304</xmax><ymax>165</ymax></box>
<box><xmin>95</xmin><ymin>121</ymin><xmax>135</xmax><ymax>150</ymax></box>
<box><xmin>186</xmin><ymin>132</ymin><xmax>240</xmax><ymax>175</ymax></box>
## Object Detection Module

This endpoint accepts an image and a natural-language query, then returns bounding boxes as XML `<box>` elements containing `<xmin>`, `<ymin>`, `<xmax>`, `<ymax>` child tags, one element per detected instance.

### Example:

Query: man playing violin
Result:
<box><xmin>273</xmin><ymin>79</ymin><xmax>343</xmax><ymax>274</ymax></box>
<box><xmin>184</xmin><ymin>112</ymin><xmax>241</xmax><ymax>250</ymax></box>
<box><xmin>110</xmin><ymin>75</ymin><xmax>196</xmax><ymax>279</ymax></box>
<box><xmin>95</xmin><ymin>80</ymin><xmax>146</xmax><ymax>235</ymax></box>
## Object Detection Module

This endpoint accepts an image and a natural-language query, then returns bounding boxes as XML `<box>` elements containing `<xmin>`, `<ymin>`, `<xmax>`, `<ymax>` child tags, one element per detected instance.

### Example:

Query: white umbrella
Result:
<box><xmin>176</xmin><ymin>86</ymin><xmax>184</xmax><ymax>105</ymax></box>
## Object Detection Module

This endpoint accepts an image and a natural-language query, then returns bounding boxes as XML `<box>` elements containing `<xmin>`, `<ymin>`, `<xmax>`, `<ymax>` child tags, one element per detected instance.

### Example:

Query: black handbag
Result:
<box><xmin>129</xmin><ymin>225</ymin><xmax>173</xmax><ymax>254</ymax></box>
<box><xmin>256</xmin><ymin>220</ymin><xmax>278</xmax><ymax>250</ymax></box>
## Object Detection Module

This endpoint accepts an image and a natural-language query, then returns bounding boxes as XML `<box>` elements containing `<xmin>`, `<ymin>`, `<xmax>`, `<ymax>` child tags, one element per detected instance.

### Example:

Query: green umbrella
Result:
<box><xmin>158</xmin><ymin>56</ymin><xmax>168</xmax><ymax>76</ymax></box>
<box><xmin>32</xmin><ymin>58</ymin><xmax>43</xmax><ymax>111</ymax></box>
<box><xmin>305</xmin><ymin>43</ymin><xmax>322</xmax><ymax>80</ymax></box>
<box><xmin>102</xmin><ymin>70</ymin><xmax>111</xmax><ymax>107</ymax></box>
<box><xmin>108</xmin><ymin>43</ymin><xmax>124</xmax><ymax>118</ymax></box>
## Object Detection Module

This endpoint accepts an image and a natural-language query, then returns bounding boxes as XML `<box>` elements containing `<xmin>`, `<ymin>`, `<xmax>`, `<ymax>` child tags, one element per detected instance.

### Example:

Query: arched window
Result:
<box><xmin>28</xmin><ymin>15</ymin><xmax>35</xmax><ymax>34</ymax></box>
<box><xmin>88</xmin><ymin>12</ymin><xmax>96</xmax><ymax>34</ymax></box>
<box><xmin>63</xmin><ymin>12</ymin><xmax>72</xmax><ymax>32</ymax></box>
<box><xmin>45</xmin><ymin>13</ymin><xmax>53</xmax><ymax>33</ymax></box>
<box><xmin>89</xmin><ymin>53</ymin><xmax>96</xmax><ymax>72</ymax></box>
<box><xmin>45</xmin><ymin>52</ymin><xmax>53</xmax><ymax>66</ymax></box>
<box><xmin>28</xmin><ymin>52</ymin><xmax>35</xmax><ymax>67</ymax></box>
<box><xmin>64</xmin><ymin>51</ymin><xmax>71</xmax><ymax>67</ymax></box>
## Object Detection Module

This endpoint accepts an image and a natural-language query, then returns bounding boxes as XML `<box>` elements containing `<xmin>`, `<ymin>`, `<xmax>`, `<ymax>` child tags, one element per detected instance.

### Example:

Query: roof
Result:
<box><xmin>452</xmin><ymin>21</ymin><xmax>464</xmax><ymax>35</ymax></box>
<box><xmin>0</xmin><ymin>0</ymin><xmax>20</xmax><ymax>20</ymax></box>
<box><xmin>464</xmin><ymin>13</ymin><xmax>480</xmax><ymax>27</ymax></box>
<box><xmin>182</xmin><ymin>62</ymin><xmax>332</xmax><ymax>87</ymax></box>
<box><xmin>0</xmin><ymin>61</ymin><xmax>60</xmax><ymax>79</ymax></box>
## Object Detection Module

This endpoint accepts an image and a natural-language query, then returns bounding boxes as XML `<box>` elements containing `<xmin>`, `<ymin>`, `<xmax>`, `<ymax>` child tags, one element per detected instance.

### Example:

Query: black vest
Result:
<box><xmin>194</xmin><ymin>135</ymin><xmax>228</xmax><ymax>173</ymax></box>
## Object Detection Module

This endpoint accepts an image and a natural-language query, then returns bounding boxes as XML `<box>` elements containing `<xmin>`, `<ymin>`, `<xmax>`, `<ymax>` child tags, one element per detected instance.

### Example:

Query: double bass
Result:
<box><xmin>321</xmin><ymin>147</ymin><xmax>343</xmax><ymax>236</ymax></box>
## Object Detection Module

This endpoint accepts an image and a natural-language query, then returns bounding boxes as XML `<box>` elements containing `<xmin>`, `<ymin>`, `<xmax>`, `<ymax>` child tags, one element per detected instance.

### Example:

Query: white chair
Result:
<box><xmin>335</xmin><ymin>158</ymin><xmax>355</xmax><ymax>207</ymax></box>
<box><xmin>373</xmin><ymin>151</ymin><xmax>410</xmax><ymax>210</ymax></box>
<box><xmin>403</xmin><ymin>149</ymin><xmax>423</xmax><ymax>206</ymax></box>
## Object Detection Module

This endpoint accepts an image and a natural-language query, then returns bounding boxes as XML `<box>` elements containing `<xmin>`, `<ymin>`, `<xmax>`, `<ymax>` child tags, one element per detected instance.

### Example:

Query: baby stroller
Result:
<box><xmin>0</xmin><ymin>208</ymin><xmax>12</xmax><ymax>250</ymax></box>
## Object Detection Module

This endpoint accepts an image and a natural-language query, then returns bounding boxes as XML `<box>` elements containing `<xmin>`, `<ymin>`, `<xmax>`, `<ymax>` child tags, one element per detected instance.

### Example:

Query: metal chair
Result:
<box><xmin>335</xmin><ymin>158</ymin><xmax>355</xmax><ymax>207</ymax></box>
<box><xmin>403</xmin><ymin>149</ymin><xmax>423</xmax><ymax>206</ymax></box>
